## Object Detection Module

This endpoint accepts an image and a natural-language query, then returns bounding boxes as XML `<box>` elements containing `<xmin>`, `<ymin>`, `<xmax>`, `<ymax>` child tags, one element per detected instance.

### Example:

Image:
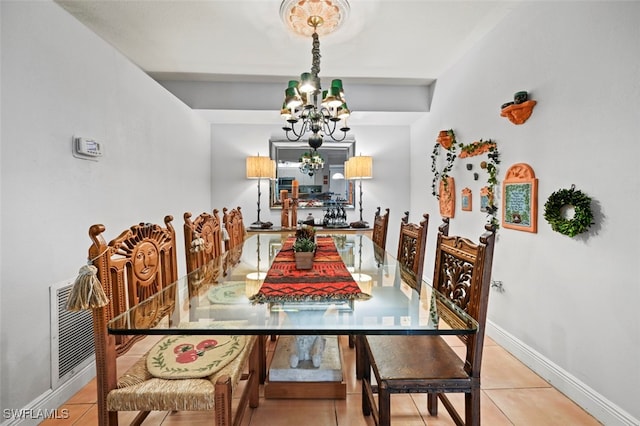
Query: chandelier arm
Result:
<box><xmin>289</xmin><ymin>120</ymin><xmax>309</xmax><ymax>139</ymax></box>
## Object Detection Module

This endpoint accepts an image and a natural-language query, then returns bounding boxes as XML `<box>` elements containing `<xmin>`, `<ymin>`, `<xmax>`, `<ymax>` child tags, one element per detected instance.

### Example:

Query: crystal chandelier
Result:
<box><xmin>299</xmin><ymin>151</ymin><xmax>325</xmax><ymax>176</ymax></box>
<box><xmin>280</xmin><ymin>0</ymin><xmax>351</xmax><ymax>150</ymax></box>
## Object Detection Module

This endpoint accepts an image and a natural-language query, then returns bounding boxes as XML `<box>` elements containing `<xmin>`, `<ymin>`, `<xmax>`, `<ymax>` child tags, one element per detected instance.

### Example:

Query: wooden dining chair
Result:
<box><xmin>396</xmin><ymin>210</ymin><xmax>429</xmax><ymax>292</ymax></box>
<box><xmin>223</xmin><ymin>206</ymin><xmax>246</xmax><ymax>251</ymax></box>
<box><xmin>354</xmin><ymin>211</ymin><xmax>428</xmax><ymax>378</ymax></box>
<box><xmin>184</xmin><ymin>209</ymin><xmax>224</xmax><ymax>274</ymax></box>
<box><xmin>184</xmin><ymin>209</ymin><xmax>267</xmax><ymax>384</ymax></box>
<box><xmin>361</xmin><ymin>218</ymin><xmax>497</xmax><ymax>426</ymax></box>
<box><xmin>88</xmin><ymin>216</ymin><xmax>259</xmax><ymax>426</ymax></box>
<box><xmin>371</xmin><ymin>207</ymin><xmax>390</xmax><ymax>250</ymax></box>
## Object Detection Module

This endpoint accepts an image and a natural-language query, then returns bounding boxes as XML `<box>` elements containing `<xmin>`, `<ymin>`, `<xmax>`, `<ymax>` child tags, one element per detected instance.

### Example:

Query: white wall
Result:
<box><xmin>0</xmin><ymin>1</ymin><xmax>211</xmax><ymax>415</ymax></box>
<box><xmin>410</xmin><ymin>2</ymin><xmax>639</xmax><ymax>424</ymax></box>
<box><xmin>210</xmin><ymin>124</ymin><xmax>411</xmax><ymax>254</ymax></box>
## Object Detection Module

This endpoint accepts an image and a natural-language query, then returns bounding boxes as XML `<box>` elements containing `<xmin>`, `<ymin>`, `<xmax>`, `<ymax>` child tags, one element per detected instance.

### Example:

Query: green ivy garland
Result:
<box><xmin>430</xmin><ymin>129</ymin><xmax>457</xmax><ymax>199</ymax></box>
<box><xmin>431</xmin><ymin>134</ymin><xmax>501</xmax><ymax>228</ymax></box>
<box><xmin>543</xmin><ymin>186</ymin><xmax>593</xmax><ymax>237</ymax></box>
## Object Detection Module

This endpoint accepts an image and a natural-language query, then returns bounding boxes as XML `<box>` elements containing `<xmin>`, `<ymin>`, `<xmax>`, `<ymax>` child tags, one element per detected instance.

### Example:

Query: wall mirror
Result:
<box><xmin>269</xmin><ymin>139</ymin><xmax>355</xmax><ymax>209</ymax></box>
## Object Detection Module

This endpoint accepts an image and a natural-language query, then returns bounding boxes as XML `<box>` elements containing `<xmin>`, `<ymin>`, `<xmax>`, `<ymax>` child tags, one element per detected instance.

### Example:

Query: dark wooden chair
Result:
<box><xmin>371</xmin><ymin>207</ymin><xmax>390</xmax><ymax>250</ymax></box>
<box><xmin>361</xmin><ymin>218</ymin><xmax>497</xmax><ymax>426</ymax></box>
<box><xmin>371</xmin><ymin>207</ymin><xmax>390</xmax><ymax>267</ymax></box>
<box><xmin>354</xmin><ymin>211</ymin><xmax>429</xmax><ymax>378</ymax></box>
<box><xmin>88</xmin><ymin>217</ymin><xmax>259</xmax><ymax>426</ymax></box>
<box><xmin>396</xmin><ymin>210</ymin><xmax>429</xmax><ymax>292</ymax></box>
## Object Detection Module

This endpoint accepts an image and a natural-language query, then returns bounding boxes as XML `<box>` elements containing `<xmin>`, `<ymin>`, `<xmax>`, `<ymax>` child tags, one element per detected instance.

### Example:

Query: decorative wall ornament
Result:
<box><xmin>431</xmin><ymin>129</ymin><xmax>458</xmax><ymax>199</ymax></box>
<box><xmin>500</xmin><ymin>90</ymin><xmax>537</xmax><ymax>125</ymax></box>
<box><xmin>459</xmin><ymin>139</ymin><xmax>500</xmax><ymax>227</ymax></box>
<box><xmin>461</xmin><ymin>188</ymin><xmax>472</xmax><ymax>211</ymax></box>
<box><xmin>543</xmin><ymin>185</ymin><xmax>594</xmax><ymax>237</ymax></box>
<box><xmin>439</xmin><ymin>177</ymin><xmax>455</xmax><ymax>218</ymax></box>
<box><xmin>502</xmin><ymin>163</ymin><xmax>538</xmax><ymax>233</ymax></box>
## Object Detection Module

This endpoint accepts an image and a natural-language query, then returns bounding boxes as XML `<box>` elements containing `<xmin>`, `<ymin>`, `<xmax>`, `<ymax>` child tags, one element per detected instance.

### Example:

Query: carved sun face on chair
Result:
<box><xmin>201</xmin><ymin>223</ymin><xmax>215</xmax><ymax>255</ymax></box>
<box><xmin>133</xmin><ymin>240</ymin><xmax>159</xmax><ymax>282</ymax></box>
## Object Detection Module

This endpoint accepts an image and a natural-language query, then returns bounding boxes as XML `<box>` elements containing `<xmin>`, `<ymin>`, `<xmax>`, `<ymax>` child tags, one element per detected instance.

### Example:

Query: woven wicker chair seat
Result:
<box><xmin>365</xmin><ymin>335</ymin><xmax>468</xmax><ymax>384</ymax></box>
<box><xmin>109</xmin><ymin>335</ymin><xmax>256</xmax><ymax>412</ymax></box>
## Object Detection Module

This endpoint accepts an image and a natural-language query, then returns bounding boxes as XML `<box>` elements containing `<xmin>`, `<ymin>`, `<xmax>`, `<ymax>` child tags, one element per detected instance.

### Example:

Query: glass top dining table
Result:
<box><xmin>107</xmin><ymin>233</ymin><xmax>477</xmax><ymax>336</ymax></box>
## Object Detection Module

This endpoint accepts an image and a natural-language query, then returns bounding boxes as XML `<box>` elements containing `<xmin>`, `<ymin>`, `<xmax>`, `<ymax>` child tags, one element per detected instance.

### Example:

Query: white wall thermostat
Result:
<box><xmin>73</xmin><ymin>136</ymin><xmax>103</xmax><ymax>160</ymax></box>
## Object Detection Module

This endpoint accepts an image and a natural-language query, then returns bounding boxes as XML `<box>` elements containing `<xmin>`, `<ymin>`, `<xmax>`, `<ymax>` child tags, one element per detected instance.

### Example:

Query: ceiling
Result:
<box><xmin>55</xmin><ymin>0</ymin><xmax>520</xmax><ymax>125</ymax></box>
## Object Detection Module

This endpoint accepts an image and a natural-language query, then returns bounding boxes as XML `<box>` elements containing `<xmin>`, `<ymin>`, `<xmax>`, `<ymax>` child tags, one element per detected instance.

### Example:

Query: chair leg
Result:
<box><xmin>258</xmin><ymin>335</ymin><xmax>267</xmax><ymax>384</ymax></box>
<box><xmin>214</xmin><ymin>376</ymin><xmax>233</xmax><ymax>426</ymax></box>
<box><xmin>355</xmin><ymin>335</ymin><xmax>364</xmax><ymax>380</ymax></box>
<box><xmin>466</xmin><ymin>389</ymin><xmax>481</xmax><ymax>426</ymax></box>
<box><xmin>378</xmin><ymin>382</ymin><xmax>391</xmax><ymax>426</ymax></box>
<box><xmin>249</xmin><ymin>342</ymin><xmax>260</xmax><ymax>408</ymax></box>
<box><xmin>428</xmin><ymin>393</ymin><xmax>438</xmax><ymax>415</ymax></box>
<box><xmin>361</xmin><ymin>343</ymin><xmax>371</xmax><ymax>416</ymax></box>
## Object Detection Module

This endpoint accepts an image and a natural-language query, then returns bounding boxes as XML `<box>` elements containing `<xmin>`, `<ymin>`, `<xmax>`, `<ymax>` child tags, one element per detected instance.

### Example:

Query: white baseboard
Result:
<box><xmin>486</xmin><ymin>320</ymin><xmax>638</xmax><ymax>426</ymax></box>
<box><xmin>1</xmin><ymin>361</ymin><xmax>95</xmax><ymax>426</ymax></box>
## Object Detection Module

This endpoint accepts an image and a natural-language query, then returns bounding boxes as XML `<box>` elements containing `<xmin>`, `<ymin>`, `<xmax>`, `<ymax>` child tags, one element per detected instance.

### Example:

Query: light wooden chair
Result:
<box><xmin>223</xmin><ymin>206</ymin><xmax>247</xmax><ymax>251</ymax></box>
<box><xmin>184</xmin><ymin>209</ymin><xmax>267</xmax><ymax>384</ymax></box>
<box><xmin>87</xmin><ymin>216</ymin><xmax>259</xmax><ymax>426</ymax></box>
<box><xmin>184</xmin><ymin>209</ymin><xmax>224</xmax><ymax>275</ymax></box>
<box><xmin>361</xmin><ymin>218</ymin><xmax>497</xmax><ymax>426</ymax></box>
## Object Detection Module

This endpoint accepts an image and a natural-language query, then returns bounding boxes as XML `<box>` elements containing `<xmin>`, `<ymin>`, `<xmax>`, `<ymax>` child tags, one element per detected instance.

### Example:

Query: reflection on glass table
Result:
<box><xmin>108</xmin><ymin>233</ymin><xmax>477</xmax><ymax>337</ymax></box>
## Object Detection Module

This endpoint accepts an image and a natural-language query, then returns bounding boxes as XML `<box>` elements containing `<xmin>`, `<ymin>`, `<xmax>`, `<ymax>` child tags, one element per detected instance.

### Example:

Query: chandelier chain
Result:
<box><xmin>311</xmin><ymin>31</ymin><xmax>321</xmax><ymax>81</ymax></box>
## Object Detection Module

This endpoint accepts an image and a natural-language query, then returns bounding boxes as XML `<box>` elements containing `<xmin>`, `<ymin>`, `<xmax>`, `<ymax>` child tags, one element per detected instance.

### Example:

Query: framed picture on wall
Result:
<box><xmin>502</xmin><ymin>163</ymin><xmax>538</xmax><ymax>233</ymax></box>
<box><xmin>461</xmin><ymin>187</ymin><xmax>472</xmax><ymax>211</ymax></box>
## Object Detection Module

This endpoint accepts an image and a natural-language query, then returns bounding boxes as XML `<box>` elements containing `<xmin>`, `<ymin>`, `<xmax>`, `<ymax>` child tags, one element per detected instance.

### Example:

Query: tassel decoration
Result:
<box><xmin>66</xmin><ymin>264</ymin><xmax>109</xmax><ymax>311</ymax></box>
<box><xmin>190</xmin><ymin>236</ymin><xmax>204</xmax><ymax>253</ymax></box>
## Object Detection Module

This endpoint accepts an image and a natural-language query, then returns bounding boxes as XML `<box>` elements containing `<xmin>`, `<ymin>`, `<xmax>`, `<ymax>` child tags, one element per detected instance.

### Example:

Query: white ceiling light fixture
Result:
<box><xmin>279</xmin><ymin>0</ymin><xmax>352</xmax><ymax>151</ymax></box>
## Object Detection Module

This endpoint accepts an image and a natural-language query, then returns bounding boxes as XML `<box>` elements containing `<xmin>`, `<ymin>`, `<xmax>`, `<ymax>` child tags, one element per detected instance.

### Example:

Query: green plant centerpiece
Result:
<box><xmin>293</xmin><ymin>226</ymin><xmax>316</xmax><ymax>269</ymax></box>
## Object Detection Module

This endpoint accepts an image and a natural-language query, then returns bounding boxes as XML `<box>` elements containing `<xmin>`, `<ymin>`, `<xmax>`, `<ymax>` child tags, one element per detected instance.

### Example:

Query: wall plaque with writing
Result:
<box><xmin>502</xmin><ymin>163</ymin><xmax>538</xmax><ymax>233</ymax></box>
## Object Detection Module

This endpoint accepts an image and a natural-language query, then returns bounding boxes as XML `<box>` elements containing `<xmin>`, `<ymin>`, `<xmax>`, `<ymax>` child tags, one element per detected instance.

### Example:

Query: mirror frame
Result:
<box><xmin>269</xmin><ymin>139</ymin><xmax>356</xmax><ymax>209</ymax></box>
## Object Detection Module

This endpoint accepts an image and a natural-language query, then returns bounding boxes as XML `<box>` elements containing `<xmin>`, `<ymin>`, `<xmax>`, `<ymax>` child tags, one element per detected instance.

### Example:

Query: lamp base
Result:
<box><xmin>349</xmin><ymin>220</ymin><xmax>369</xmax><ymax>229</ymax></box>
<box><xmin>250</xmin><ymin>221</ymin><xmax>273</xmax><ymax>229</ymax></box>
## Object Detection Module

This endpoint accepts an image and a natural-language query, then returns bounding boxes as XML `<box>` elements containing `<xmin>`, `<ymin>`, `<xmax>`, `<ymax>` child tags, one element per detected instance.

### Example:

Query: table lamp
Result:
<box><xmin>345</xmin><ymin>155</ymin><xmax>372</xmax><ymax>228</ymax></box>
<box><xmin>246</xmin><ymin>155</ymin><xmax>276</xmax><ymax>229</ymax></box>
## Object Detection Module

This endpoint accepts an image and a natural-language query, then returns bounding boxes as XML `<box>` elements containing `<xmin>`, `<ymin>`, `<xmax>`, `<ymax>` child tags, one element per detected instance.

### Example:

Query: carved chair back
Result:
<box><xmin>223</xmin><ymin>206</ymin><xmax>246</xmax><ymax>251</ymax></box>
<box><xmin>432</xmin><ymin>218</ymin><xmax>496</xmax><ymax>378</ymax></box>
<box><xmin>396</xmin><ymin>211</ymin><xmax>429</xmax><ymax>292</ymax></box>
<box><xmin>183</xmin><ymin>209</ymin><xmax>224</xmax><ymax>274</ymax></box>
<box><xmin>88</xmin><ymin>217</ymin><xmax>178</xmax><ymax>425</ymax></box>
<box><xmin>372</xmin><ymin>207</ymin><xmax>390</xmax><ymax>250</ymax></box>
<box><xmin>89</xmin><ymin>217</ymin><xmax>177</xmax><ymax>354</ymax></box>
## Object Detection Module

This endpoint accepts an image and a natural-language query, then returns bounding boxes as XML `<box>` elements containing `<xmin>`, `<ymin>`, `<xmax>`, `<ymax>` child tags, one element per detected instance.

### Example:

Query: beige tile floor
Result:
<box><xmin>42</xmin><ymin>335</ymin><xmax>601</xmax><ymax>425</ymax></box>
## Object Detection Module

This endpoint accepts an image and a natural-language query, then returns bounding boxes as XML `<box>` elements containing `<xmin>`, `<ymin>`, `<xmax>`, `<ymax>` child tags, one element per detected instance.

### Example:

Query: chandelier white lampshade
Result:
<box><xmin>246</xmin><ymin>156</ymin><xmax>276</xmax><ymax>229</ymax></box>
<box><xmin>279</xmin><ymin>0</ymin><xmax>352</xmax><ymax>150</ymax></box>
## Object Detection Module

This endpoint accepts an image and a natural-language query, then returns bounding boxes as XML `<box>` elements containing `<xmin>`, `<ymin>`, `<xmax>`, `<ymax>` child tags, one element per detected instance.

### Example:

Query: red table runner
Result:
<box><xmin>250</xmin><ymin>236</ymin><xmax>363</xmax><ymax>304</ymax></box>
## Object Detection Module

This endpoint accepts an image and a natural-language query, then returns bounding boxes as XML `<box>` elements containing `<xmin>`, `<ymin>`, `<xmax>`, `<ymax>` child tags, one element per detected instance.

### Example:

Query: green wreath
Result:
<box><xmin>543</xmin><ymin>186</ymin><xmax>593</xmax><ymax>237</ymax></box>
